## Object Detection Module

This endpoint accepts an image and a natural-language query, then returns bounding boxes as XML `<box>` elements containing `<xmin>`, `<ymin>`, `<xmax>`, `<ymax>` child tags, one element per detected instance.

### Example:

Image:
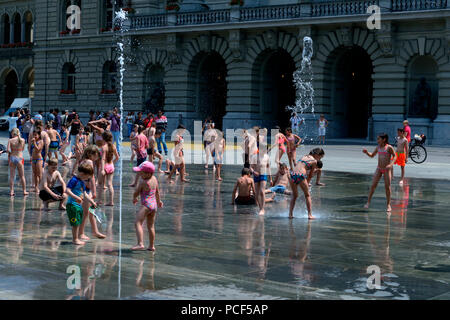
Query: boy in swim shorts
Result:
<box><xmin>232</xmin><ymin>168</ymin><xmax>257</xmax><ymax>206</ymax></box>
<box><xmin>395</xmin><ymin>128</ymin><xmax>408</xmax><ymax>185</ymax></box>
<box><xmin>265</xmin><ymin>163</ymin><xmax>291</xmax><ymax>202</ymax></box>
<box><xmin>65</xmin><ymin>163</ymin><xmax>97</xmax><ymax>245</ymax></box>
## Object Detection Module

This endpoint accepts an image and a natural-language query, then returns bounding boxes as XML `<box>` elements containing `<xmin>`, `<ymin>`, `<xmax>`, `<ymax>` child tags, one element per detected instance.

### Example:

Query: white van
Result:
<box><xmin>0</xmin><ymin>98</ymin><xmax>32</xmax><ymax>130</ymax></box>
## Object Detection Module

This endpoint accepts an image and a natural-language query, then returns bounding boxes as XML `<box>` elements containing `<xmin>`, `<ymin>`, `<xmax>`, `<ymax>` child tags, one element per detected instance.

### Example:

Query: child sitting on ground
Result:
<box><xmin>39</xmin><ymin>158</ymin><xmax>67</xmax><ymax>210</ymax></box>
<box><xmin>132</xmin><ymin>161</ymin><xmax>163</xmax><ymax>251</ymax></box>
<box><xmin>232</xmin><ymin>168</ymin><xmax>258</xmax><ymax>206</ymax></box>
<box><xmin>265</xmin><ymin>163</ymin><xmax>291</xmax><ymax>202</ymax></box>
<box><xmin>65</xmin><ymin>162</ymin><xmax>97</xmax><ymax>245</ymax></box>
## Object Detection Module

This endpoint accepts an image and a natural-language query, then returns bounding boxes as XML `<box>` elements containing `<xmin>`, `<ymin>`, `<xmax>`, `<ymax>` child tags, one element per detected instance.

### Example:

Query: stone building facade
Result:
<box><xmin>1</xmin><ymin>0</ymin><xmax>450</xmax><ymax>144</ymax></box>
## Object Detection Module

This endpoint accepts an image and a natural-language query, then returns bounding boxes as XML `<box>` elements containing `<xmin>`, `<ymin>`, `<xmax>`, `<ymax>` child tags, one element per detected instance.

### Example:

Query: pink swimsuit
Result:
<box><xmin>377</xmin><ymin>145</ymin><xmax>389</xmax><ymax>174</ymax></box>
<box><xmin>104</xmin><ymin>163</ymin><xmax>114</xmax><ymax>175</ymax></box>
<box><xmin>141</xmin><ymin>180</ymin><xmax>157</xmax><ymax>211</ymax></box>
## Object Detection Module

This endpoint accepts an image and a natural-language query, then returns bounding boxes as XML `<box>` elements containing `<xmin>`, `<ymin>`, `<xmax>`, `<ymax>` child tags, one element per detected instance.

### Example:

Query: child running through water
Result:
<box><xmin>289</xmin><ymin>148</ymin><xmax>325</xmax><ymax>219</ymax></box>
<box><xmin>101</xmin><ymin>132</ymin><xmax>120</xmax><ymax>206</ymax></box>
<box><xmin>65</xmin><ymin>162</ymin><xmax>97</xmax><ymax>245</ymax></box>
<box><xmin>132</xmin><ymin>161</ymin><xmax>163</xmax><ymax>251</ymax></box>
<box><xmin>363</xmin><ymin>133</ymin><xmax>397</xmax><ymax>213</ymax></box>
<box><xmin>7</xmin><ymin>128</ymin><xmax>28</xmax><ymax>196</ymax></box>
<box><xmin>39</xmin><ymin>158</ymin><xmax>67</xmax><ymax>210</ymax></box>
<box><xmin>232</xmin><ymin>168</ymin><xmax>257</xmax><ymax>206</ymax></box>
<box><xmin>395</xmin><ymin>128</ymin><xmax>408</xmax><ymax>185</ymax></box>
<box><xmin>30</xmin><ymin>130</ymin><xmax>44</xmax><ymax>193</ymax></box>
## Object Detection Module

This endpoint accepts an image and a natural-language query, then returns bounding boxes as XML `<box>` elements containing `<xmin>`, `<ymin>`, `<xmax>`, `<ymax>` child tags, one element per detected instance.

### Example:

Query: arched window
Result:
<box><xmin>143</xmin><ymin>64</ymin><xmax>165</xmax><ymax>113</ymax></box>
<box><xmin>62</xmin><ymin>63</ymin><xmax>76</xmax><ymax>93</ymax></box>
<box><xmin>102</xmin><ymin>61</ymin><xmax>117</xmax><ymax>93</ymax></box>
<box><xmin>13</xmin><ymin>13</ymin><xmax>21</xmax><ymax>43</ymax></box>
<box><xmin>2</xmin><ymin>14</ymin><xmax>10</xmax><ymax>44</ymax></box>
<box><xmin>61</xmin><ymin>0</ymin><xmax>81</xmax><ymax>33</ymax></box>
<box><xmin>101</xmin><ymin>0</ymin><xmax>124</xmax><ymax>31</ymax></box>
<box><xmin>24</xmin><ymin>11</ymin><xmax>33</xmax><ymax>43</ymax></box>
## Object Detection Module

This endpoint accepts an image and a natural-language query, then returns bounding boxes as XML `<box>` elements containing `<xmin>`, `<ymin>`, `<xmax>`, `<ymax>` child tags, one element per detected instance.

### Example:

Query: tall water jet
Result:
<box><xmin>286</xmin><ymin>36</ymin><xmax>315</xmax><ymax>142</ymax></box>
<box><xmin>113</xmin><ymin>7</ymin><xmax>128</xmax><ymax>299</ymax></box>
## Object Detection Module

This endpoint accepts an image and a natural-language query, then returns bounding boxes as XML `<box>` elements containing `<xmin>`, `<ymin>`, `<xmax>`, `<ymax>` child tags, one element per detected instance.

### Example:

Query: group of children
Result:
<box><xmin>4</xmin><ymin>114</ymin><xmax>413</xmax><ymax>249</ymax></box>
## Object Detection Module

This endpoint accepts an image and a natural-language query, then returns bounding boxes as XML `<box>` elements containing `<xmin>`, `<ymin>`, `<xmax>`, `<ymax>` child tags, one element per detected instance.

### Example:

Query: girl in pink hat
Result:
<box><xmin>131</xmin><ymin>161</ymin><xmax>163</xmax><ymax>251</ymax></box>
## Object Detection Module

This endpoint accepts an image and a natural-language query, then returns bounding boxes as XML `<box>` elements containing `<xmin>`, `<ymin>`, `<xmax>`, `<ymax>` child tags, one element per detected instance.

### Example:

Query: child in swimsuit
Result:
<box><xmin>77</xmin><ymin>145</ymin><xmax>106</xmax><ymax>241</ymax></box>
<box><xmin>250</xmin><ymin>150</ymin><xmax>271</xmax><ymax>216</ymax></box>
<box><xmin>148</xmin><ymin>129</ymin><xmax>164</xmax><ymax>173</ymax></box>
<box><xmin>59</xmin><ymin>124</ymin><xmax>70</xmax><ymax>164</ymax></box>
<box><xmin>285</xmin><ymin>127</ymin><xmax>302</xmax><ymax>171</ymax></box>
<box><xmin>168</xmin><ymin>125</ymin><xmax>189</xmax><ymax>183</ymax></box>
<box><xmin>363</xmin><ymin>133</ymin><xmax>397</xmax><ymax>213</ymax></box>
<box><xmin>289</xmin><ymin>148</ymin><xmax>325</xmax><ymax>219</ymax></box>
<box><xmin>129</xmin><ymin>124</ymin><xmax>139</xmax><ymax>164</ymax></box>
<box><xmin>214</xmin><ymin>136</ymin><xmax>225</xmax><ymax>181</ymax></box>
<box><xmin>265</xmin><ymin>163</ymin><xmax>291</xmax><ymax>202</ymax></box>
<box><xmin>395</xmin><ymin>128</ymin><xmax>408</xmax><ymax>185</ymax></box>
<box><xmin>46</xmin><ymin>123</ymin><xmax>62</xmax><ymax>162</ymax></box>
<box><xmin>31</xmin><ymin>130</ymin><xmax>44</xmax><ymax>193</ymax></box>
<box><xmin>269</xmin><ymin>126</ymin><xmax>287</xmax><ymax>166</ymax></box>
<box><xmin>232</xmin><ymin>168</ymin><xmax>257</xmax><ymax>206</ymax></box>
<box><xmin>317</xmin><ymin>114</ymin><xmax>328</xmax><ymax>145</ymax></box>
<box><xmin>101</xmin><ymin>131</ymin><xmax>120</xmax><ymax>206</ymax></box>
<box><xmin>130</xmin><ymin>125</ymin><xmax>149</xmax><ymax>188</ymax></box>
<box><xmin>39</xmin><ymin>158</ymin><xmax>67</xmax><ymax>210</ymax></box>
<box><xmin>131</xmin><ymin>161</ymin><xmax>163</xmax><ymax>251</ymax></box>
<box><xmin>7</xmin><ymin>128</ymin><xmax>28</xmax><ymax>196</ymax></box>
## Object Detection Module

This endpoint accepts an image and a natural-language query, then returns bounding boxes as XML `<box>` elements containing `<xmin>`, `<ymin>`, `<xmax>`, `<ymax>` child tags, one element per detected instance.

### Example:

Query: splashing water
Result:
<box><xmin>287</xmin><ymin>36</ymin><xmax>316</xmax><ymax>143</ymax></box>
<box><xmin>113</xmin><ymin>7</ymin><xmax>128</xmax><ymax>300</ymax></box>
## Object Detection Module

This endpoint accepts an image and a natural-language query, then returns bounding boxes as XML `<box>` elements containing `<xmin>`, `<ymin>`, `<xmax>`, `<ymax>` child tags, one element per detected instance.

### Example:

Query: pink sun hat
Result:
<box><xmin>133</xmin><ymin>161</ymin><xmax>155</xmax><ymax>173</ymax></box>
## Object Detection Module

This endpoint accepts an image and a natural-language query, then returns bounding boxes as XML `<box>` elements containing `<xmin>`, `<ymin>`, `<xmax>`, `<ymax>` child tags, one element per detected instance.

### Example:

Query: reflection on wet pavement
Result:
<box><xmin>1</xmin><ymin>162</ymin><xmax>450</xmax><ymax>300</ymax></box>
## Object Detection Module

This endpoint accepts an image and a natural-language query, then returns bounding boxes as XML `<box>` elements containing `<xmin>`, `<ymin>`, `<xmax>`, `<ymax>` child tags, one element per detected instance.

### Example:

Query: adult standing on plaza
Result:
<box><xmin>403</xmin><ymin>120</ymin><xmax>411</xmax><ymax>143</ymax></box>
<box><xmin>290</xmin><ymin>112</ymin><xmax>303</xmax><ymax>135</ymax></box>
<box><xmin>134</xmin><ymin>112</ymin><xmax>144</xmax><ymax>127</ymax></box>
<box><xmin>126</xmin><ymin>112</ymin><xmax>135</xmax><ymax>137</ymax></box>
<box><xmin>52</xmin><ymin>109</ymin><xmax>62</xmax><ymax>131</ymax></box>
<box><xmin>155</xmin><ymin>110</ymin><xmax>168</xmax><ymax>156</ymax></box>
<box><xmin>109</xmin><ymin>107</ymin><xmax>121</xmax><ymax>155</ymax></box>
<box><xmin>61</xmin><ymin>110</ymin><xmax>69</xmax><ymax>127</ymax></box>
<box><xmin>67</xmin><ymin>113</ymin><xmax>83</xmax><ymax>152</ymax></box>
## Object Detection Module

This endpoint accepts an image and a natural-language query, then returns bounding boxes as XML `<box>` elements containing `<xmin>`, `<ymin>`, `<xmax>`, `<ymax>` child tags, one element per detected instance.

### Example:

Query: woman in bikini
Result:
<box><xmin>30</xmin><ymin>130</ymin><xmax>44</xmax><ymax>193</ymax></box>
<box><xmin>285</xmin><ymin>127</ymin><xmax>302</xmax><ymax>170</ymax></box>
<box><xmin>289</xmin><ymin>148</ymin><xmax>325</xmax><ymax>220</ymax></box>
<box><xmin>363</xmin><ymin>133</ymin><xmax>397</xmax><ymax>213</ymax></box>
<box><xmin>7</xmin><ymin>128</ymin><xmax>28</xmax><ymax>196</ymax></box>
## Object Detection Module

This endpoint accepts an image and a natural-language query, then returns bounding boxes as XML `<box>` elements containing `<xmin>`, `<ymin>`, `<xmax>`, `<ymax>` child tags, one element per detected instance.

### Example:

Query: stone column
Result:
<box><xmin>9</xmin><ymin>21</ymin><xmax>14</xmax><ymax>44</ymax></box>
<box><xmin>21</xmin><ymin>22</ymin><xmax>26</xmax><ymax>42</ymax></box>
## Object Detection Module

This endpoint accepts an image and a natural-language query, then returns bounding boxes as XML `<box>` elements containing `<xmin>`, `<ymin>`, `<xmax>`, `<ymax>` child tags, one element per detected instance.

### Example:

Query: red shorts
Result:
<box><xmin>395</xmin><ymin>152</ymin><xmax>406</xmax><ymax>167</ymax></box>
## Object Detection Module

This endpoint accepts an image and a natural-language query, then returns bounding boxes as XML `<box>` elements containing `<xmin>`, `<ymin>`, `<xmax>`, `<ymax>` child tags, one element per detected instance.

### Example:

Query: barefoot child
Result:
<box><xmin>78</xmin><ymin>146</ymin><xmax>106</xmax><ymax>240</ymax></box>
<box><xmin>59</xmin><ymin>124</ymin><xmax>70</xmax><ymax>164</ymax></box>
<box><xmin>129</xmin><ymin>124</ymin><xmax>139</xmax><ymax>164</ymax></box>
<box><xmin>265</xmin><ymin>163</ymin><xmax>291</xmax><ymax>202</ymax></box>
<box><xmin>130</xmin><ymin>126</ymin><xmax>149</xmax><ymax>187</ymax></box>
<box><xmin>168</xmin><ymin>125</ymin><xmax>189</xmax><ymax>183</ymax></box>
<box><xmin>39</xmin><ymin>158</ymin><xmax>67</xmax><ymax>210</ymax></box>
<box><xmin>7</xmin><ymin>128</ymin><xmax>28</xmax><ymax>196</ymax></box>
<box><xmin>250</xmin><ymin>151</ymin><xmax>271</xmax><ymax>215</ymax></box>
<box><xmin>363</xmin><ymin>133</ymin><xmax>397</xmax><ymax>212</ymax></box>
<box><xmin>289</xmin><ymin>148</ymin><xmax>325</xmax><ymax>219</ymax></box>
<box><xmin>214</xmin><ymin>136</ymin><xmax>225</xmax><ymax>181</ymax></box>
<box><xmin>232</xmin><ymin>168</ymin><xmax>258</xmax><ymax>206</ymax></box>
<box><xmin>148</xmin><ymin>129</ymin><xmax>164</xmax><ymax>173</ymax></box>
<box><xmin>285</xmin><ymin>128</ymin><xmax>302</xmax><ymax>170</ymax></box>
<box><xmin>317</xmin><ymin>114</ymin><xmax>328</xmax><ymax>145</ymax></box>
<box><xmin>46</xmin><ymin>123</ymin><xmax>62</xmax><ymax>161</ymax></box>
<box><xmin>65</xmin><ymin>163</ymin><xmax>97</xmax><ymax>245</ymax></box>
<box><xmin>101</xmin><ymin>132</ymin><xmax>119</xmax><ymax>206</ymax></box>
<box><xmin>30</xmin><ymin>130</ymin><xmax>44</xmax><ymax>192</ymax></box>
<box><xmin>395</xmin><ymin>128</ymin><xmax>408</xmax><ymax>185</ymax></box>
<box><xmin>131</xmin><ymin>161</ymin><xmax>163</xmax><ymax>251</ymax></box>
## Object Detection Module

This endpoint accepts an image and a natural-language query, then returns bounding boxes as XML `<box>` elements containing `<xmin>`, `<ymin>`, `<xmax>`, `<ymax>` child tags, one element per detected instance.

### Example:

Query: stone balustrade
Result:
<box><xmin>129</xmin><ymin>0</ymin><xmax>448</xmax><ymax>30</ymax></box>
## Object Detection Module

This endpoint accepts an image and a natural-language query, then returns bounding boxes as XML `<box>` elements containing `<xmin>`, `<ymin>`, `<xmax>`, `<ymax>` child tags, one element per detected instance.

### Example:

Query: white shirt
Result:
<box><xmin>9</xmin><ymin>117</ymin><xmax>18</xmax><ymax>131</ymax></box>
<box><xmin>290</xmin><ymin>116</ymin><xmax>300</xmax><ymax>128</ymax></box>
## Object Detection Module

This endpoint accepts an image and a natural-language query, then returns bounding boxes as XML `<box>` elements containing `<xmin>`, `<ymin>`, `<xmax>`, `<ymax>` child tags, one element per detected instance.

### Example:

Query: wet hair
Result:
<box><xmin>82</xmin><ymin>145</ymin><xmax>100</xmax><ymax>161</ymax></box>
<box><xmin>10</xmin><ymin>127</ymin><xmax>21</xmax><ymax>138</ymax></box>
<box><xmin>279</xmin><ymin>163</ymin><xmax>287</xmax><ymax>170</ymax></box>
<box><xmin>242</xmin><ymin>168</ymin><xmax>251</xmax><ymax>176</ymax></box>
<box><xmin>317</xmin><ymin>160</ymin><xmax>323</xmax><ymax>169</ymax></box>
<box><xmin>34</xmin><ymin>130</ymin><xmax>42</xmax><ymax>139</ymax></box>
<box><xmin>286</xmin><ymin>127</ymin><xmax>292</xmax><ymax>133</ymax></box>
<box><xmin>78</xmin><ymin>162</ymin><xmax>94</xmax><ymax>176</ymax></box>
<box><xmin>102</xmin><ymin>131</ymin><xmax>115</xmax><ymax>163</ymax></box>
<box><xmin>397</xmin><ymin>128</ymin><xmax>404</xmax><ymax>133</ymax></box>
<box><xmin>47</xmin><ymin>158</ymin><xmax>58</xmax><ymax>167</ymax></box>
<box><xmin>178</xmin><ymin>124</ymin><xmax>186</xmax><ymax>129</ymax></box>
<box><xmin>309</xmin><ymin>148</ymin><xmax>325</xmax><ymax>157</ymax></box>
<box><xmin>378</xmin><ymin>133</ymin><xmax>389</xmax><ymax>143</ymax></box>
<box><xmin>138</xmin><ymin>125</ymin><xmax>145</xmax><ymax>134</ymax></box>
<box><xmin>45</xmin><ymin>122</ymin><xmax>52</xmax><ymax>130</ymax></box>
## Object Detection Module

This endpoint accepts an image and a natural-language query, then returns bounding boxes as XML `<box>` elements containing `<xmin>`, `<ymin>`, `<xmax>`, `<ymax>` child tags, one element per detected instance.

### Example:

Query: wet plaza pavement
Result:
<box><xmin>1</xmin><ymin>161</ymin><xmax>450</xmax><ymax>300</ymax></box>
